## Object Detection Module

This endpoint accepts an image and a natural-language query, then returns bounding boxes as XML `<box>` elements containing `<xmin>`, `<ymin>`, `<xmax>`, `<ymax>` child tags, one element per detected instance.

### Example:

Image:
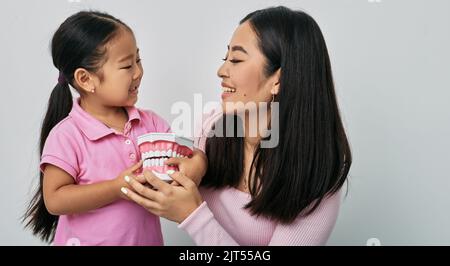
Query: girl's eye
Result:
<box><xmin>121</xmin><ymin>59</ymin><xmax>142</xmax><ymax>70</ymax></box>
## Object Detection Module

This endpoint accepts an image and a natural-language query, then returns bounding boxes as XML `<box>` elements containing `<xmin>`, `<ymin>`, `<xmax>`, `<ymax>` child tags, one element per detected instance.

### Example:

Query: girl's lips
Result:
<box><xmin>129</xmin><ymin>87</ymin><xmax>139</xmax><ymax>95</ymax></box>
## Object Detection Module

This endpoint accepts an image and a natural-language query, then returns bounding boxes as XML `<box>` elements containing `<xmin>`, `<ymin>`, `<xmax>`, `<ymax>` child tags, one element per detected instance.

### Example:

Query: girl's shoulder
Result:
<box><xmin>48</xmin><ymin>115</ymin><xmax>81</xmax><ymax>139</ymax></box>
<box><xmin>135</xmin><ymin>107</ymin><xmax>171</xmax><ymax>133</ymax></box>
<box><xmin>44</xmin><ymin>116</ymin><xmax>85</xmax><ymax>154</ymax></box>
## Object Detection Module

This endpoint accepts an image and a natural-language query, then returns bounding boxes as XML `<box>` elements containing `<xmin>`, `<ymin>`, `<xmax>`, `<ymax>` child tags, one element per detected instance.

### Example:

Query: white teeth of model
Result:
<box><xmin>223</xmin><ymin>87</ymin><xmax>235</xmax><ymax>92</ymax></box>
<box><xmin>149</xmin><ymin>150</ymin><xmax>154</xmax><ymax>158</ymax></box>
<box><xmin>150</xmin><ymin>159</ymin><xmax>155</xmax><ymax>166</ymax></box>
<box><xmin>143</xmin><ymin>160</ymin><xmax>147</xmax><ymax>168</ymax></box>
<box><xmin>167</xmin><ymin>149</ymin><xmax>172</xmax><ymax>157</ymax></box>
<box><xmin>159</xmin><ymin>158</ymin><xmax>164</xmax><ymax>166</ymax></box>
<box><xmin>173</xmin><ymin>151</ymin><xmax>177</xmax><ymax>157</ymax></box>
<box><xmin>155</xmin><ymin>150</ymin><xmax>160</xmax><ymax>157</ymax></box>
<box><xmin>161</xmin><ymin>150</ymin><xmax>166</xmax><ymax>157</ymax></box>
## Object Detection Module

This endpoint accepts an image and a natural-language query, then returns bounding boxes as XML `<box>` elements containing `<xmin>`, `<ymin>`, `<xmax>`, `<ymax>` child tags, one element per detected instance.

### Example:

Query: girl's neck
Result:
<box><xmin>80</xmin><ymin>97</ymin><xmax>126</xmax><ymax>119</ymax></box>
<box><xmin>79</xmin><ymin>97</ymin><xmax>128</xmax><ymax>132</ymax></box>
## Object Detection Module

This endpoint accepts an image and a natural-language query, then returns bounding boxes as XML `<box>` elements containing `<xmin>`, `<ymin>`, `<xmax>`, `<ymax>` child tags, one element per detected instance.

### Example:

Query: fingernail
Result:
<box><xmin>166</xmin><ymin>170</ymin><xmax>175</xmax><ymax>175</ymax></box>
<box><xmin>124</xmin><ymin>175</ymin><xmax>130</xmax><ymax>183</ymax></box>
<box><xmin>120</xmin><ymin>187</ymin><xmax>128</xmax><ymax>195</ymax></box>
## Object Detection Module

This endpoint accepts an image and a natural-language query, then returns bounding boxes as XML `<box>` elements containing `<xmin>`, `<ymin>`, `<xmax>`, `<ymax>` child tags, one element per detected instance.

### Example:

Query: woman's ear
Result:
<box><xmin>270</xmin><ymin>68</ymin><xmax>281</xmax><ymax>95</ymax></box>
<box><xmin>73</xmin><ymin>68</ymin><xmax>96</xmax><ymax>93</ymax></box>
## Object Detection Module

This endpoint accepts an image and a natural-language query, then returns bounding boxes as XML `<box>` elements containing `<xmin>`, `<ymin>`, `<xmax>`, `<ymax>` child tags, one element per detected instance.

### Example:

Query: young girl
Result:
<box><xmin>23</xmin><ymin>11</ymin><xmax>206</xmax><ymax>246</ymax></box>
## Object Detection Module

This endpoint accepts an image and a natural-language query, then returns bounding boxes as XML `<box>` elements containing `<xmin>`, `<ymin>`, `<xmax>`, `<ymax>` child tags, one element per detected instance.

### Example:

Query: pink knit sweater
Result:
<box><xmin>178</xmin><ymin>187</ymin><xmax>341</xmax><ymax>245</ymax></box>
<box><xmin>178</xmin><ymin>110</ymin><xmax>342</xmax><ymax>245</ymax></box>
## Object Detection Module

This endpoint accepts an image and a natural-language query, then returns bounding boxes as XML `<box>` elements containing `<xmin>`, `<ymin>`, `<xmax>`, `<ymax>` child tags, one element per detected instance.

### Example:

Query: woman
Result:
<box><xmin>121</xmin><ymin>6</ymin><xmax>352</xmax><ymax>245</ymax></box>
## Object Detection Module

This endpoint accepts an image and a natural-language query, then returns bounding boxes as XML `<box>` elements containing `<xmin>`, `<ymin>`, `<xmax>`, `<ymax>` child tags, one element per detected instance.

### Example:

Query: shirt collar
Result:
<box><xmin>69</xmin><ymin>98</ymin><xmax>142</xmax><ymax>141</ymax></box>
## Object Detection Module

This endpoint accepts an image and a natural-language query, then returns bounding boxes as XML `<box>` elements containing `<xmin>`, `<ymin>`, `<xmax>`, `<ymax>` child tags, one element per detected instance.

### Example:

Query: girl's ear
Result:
<box><xmin>270</xmin><ymin>68</ymin><xmax>281</xmax><ymax>95</ymax></box>
<box><xmin>73</xmin><ymin>68</ymin><xmax>96</xmax><ymax>93</ymax></box>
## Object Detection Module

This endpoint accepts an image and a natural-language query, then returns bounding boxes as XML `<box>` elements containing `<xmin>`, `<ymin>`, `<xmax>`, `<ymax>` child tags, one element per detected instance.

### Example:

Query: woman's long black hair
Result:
<box><xmin>202</xmin><ymin>6</ymin><xmax>352</xmax><ymax>223</ymax></box>
<box><xmin>22</xmin><ymin>11</ymin><xmax>131</xmax><ymax>243</ymax></box>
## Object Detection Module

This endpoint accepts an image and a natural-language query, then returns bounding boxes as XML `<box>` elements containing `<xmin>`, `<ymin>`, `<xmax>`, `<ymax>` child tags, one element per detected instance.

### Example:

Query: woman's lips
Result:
<box><xmin>221</xmin><ymin>92</ymin><xmax>234</xmax><ymax>100</ymax></box>
<box><xmin>221</xmin><ymin>82</ymin><xmax>236</xmax><ymax>100</ymax></box>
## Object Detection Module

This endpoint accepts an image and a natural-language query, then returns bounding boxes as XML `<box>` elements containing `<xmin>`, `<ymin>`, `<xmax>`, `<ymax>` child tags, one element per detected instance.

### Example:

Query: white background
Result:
<box><xmin>1</xmin><ymin>0</ymin><xmax>449</xmax><ymax>245</ymax></box>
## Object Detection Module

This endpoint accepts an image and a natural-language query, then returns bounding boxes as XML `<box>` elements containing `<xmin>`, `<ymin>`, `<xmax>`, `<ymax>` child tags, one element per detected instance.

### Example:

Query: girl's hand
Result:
<box><xmin>121</xmin><ymin>170</ymin><xmax>203</xmax><ymax>223</ymax></box>
<box><xmin>113</xmin><ymin>160</ymin><xmax>146</xmax><ymax>200</ymax></box>
<box><xmin>165</xmin><ymin>148</ymin><xmax>207</xmax><ymax>186</ymax></box>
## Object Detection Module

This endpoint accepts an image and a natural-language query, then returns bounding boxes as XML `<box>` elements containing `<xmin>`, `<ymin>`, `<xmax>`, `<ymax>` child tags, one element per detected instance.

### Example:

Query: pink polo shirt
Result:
<box><xmin>40</xmin><ymin>98</ymin><xmax>170</xmax><ymax>246</ymax></box>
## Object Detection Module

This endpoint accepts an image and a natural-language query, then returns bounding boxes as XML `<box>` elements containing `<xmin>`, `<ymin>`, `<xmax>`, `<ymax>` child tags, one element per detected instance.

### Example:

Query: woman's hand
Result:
<box><xmin>165</xmin><ymin>148</ymin><xmax>207</xmax><ymax>186</ymax></box>
<box><xmin>120</xmin><ymin>170</ymin><xmax>203</xmax><ymax>223</ymax></box>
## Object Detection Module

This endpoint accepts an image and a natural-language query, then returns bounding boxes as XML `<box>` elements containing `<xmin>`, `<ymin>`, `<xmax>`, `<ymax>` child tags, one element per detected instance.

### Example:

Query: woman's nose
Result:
<box><xmin>217</xmin><ymin>62</ymin><xmax>229</xmax><ymax>79</ymax></box>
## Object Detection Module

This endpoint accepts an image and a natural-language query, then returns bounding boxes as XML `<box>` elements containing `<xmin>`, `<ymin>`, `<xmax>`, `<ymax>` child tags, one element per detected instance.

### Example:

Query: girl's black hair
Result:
<box><xmin>22</xmin><ymin>11</ymin><xmax>131</xmax><ymax>243</ymax></box>
<box><xmin>202</xmin><ymin>6</ymin><xmax>352</xmax><ymax>223</ymax></box>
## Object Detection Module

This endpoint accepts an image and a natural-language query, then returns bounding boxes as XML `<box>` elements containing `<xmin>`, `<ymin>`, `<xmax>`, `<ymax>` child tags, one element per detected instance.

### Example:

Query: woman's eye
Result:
<box><xmin>222</xmin><ymin>58</ymin><xmax>242</xmax><ymax>64</ymax></box>
<box><xmin>136</xmin><ymin>58</ymin><xmax>142</xmax><ymax>64</ymax></box>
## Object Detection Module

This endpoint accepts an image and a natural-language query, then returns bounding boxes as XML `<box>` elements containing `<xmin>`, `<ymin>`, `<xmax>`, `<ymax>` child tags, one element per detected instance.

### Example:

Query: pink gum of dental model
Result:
<box><xmin>137</xmin><ymin>133</ymin><xmax>194</xmax><ymax>181</ymax></box>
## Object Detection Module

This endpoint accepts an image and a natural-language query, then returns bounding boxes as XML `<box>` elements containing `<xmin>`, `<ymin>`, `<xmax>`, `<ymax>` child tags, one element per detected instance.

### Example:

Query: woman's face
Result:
<box><xmin>217</xmin><ymin>21</ymin><xmax>278</xmax><ymax>114</ymax></box>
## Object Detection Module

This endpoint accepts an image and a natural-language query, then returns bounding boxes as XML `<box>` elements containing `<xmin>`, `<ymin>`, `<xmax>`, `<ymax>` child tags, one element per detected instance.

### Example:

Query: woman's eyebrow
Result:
<box><xmin>228</xmin><ymin>45</ymin><xmax>248</xmax><ymax>54</ymax></box>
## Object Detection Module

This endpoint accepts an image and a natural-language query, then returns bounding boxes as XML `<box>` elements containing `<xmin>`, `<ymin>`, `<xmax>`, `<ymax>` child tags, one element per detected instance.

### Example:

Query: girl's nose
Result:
<box><xmin>134</xmin><ymin>64</ymin><xmax>143</xmax><ymax>80</ymax></box>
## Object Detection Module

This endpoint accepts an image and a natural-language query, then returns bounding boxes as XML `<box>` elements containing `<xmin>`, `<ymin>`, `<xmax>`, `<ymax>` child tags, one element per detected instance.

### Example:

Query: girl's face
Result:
<box><xmin>217</xmin><ymin>21</ymin><xmax>279</xmax><ymax>114</ymax></box>
<box><xmin>93</xmin><ymin>28</ymin><xmax>143</xmax><ymax>107</ymax></box>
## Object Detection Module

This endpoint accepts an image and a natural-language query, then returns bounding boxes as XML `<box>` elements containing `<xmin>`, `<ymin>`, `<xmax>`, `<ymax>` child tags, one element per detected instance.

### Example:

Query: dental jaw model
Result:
<box><xmin>138</xmin><ymin>133</ymin><xmax>194</xmax><ymax>181</ymax></box>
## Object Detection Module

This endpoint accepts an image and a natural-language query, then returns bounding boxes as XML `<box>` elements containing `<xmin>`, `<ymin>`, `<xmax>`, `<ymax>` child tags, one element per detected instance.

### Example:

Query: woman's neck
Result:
<box><xmin>242</xmin><ymin>107</ymin><xmax>272</xmax><ymax>150</ymax></box>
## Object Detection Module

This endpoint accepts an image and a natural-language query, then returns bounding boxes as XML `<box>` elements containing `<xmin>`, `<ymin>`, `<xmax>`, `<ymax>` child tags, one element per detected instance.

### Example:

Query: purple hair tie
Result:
<box><xmin>58</xmin><ymin>72</ymin><xmax>67</xmax><ymax>85</ymax></box>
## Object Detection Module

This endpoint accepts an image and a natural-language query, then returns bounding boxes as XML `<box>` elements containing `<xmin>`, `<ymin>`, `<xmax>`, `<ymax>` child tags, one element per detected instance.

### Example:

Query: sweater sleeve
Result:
<box><xmin>178</xmin><ymin>202</ymin><xmax>239</xmax><ymax>246</ymax></box>
<box><xmin>178</xmin><ymin>190</ymin><xmax>342</xmax><ymax>246</ymax></box>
